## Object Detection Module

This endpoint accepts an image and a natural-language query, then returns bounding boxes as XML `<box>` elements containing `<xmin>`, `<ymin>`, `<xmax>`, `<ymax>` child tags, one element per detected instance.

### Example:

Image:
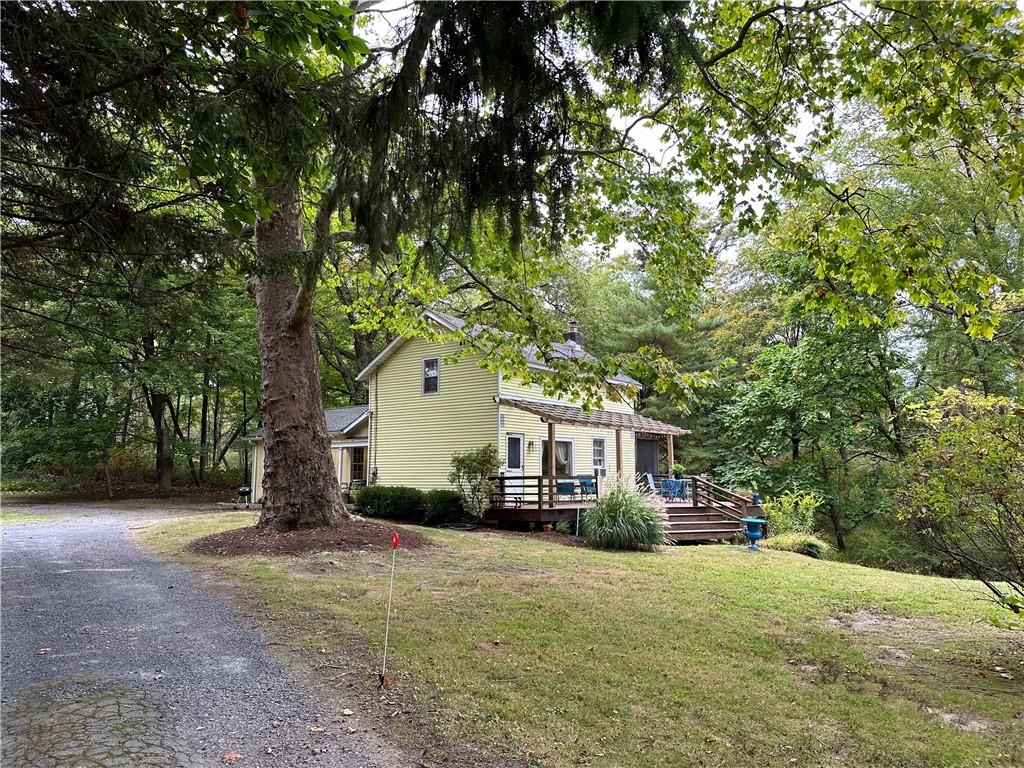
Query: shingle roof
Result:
<box><xmin>357</xmin><ymin>308</ymin><xmax>639</xmax><ymax>385</ymax></box>
<box><xmin>498</xmin><ymin>397</ymin><xmax>690</xmax><ymax>436</ymax></box>
<box><xmin>244</xmin><ymin>404</ymin><xmax>368</xmax><ymax>441</ymax></box>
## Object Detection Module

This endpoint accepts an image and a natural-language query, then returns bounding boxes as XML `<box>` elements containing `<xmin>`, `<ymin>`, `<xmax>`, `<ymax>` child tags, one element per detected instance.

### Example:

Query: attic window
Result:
<box><xmin>422</xmin><ymin>357</ymin><xmax>440</xmax><ymax>394</ymax></box>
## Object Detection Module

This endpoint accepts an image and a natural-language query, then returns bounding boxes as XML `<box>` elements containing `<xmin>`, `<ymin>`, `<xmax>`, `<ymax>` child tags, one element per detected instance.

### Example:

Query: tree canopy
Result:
<box><xmin>2</xmin><ymin>2</ymin><xmax>1022</xmax><ymax>546</ymax></box>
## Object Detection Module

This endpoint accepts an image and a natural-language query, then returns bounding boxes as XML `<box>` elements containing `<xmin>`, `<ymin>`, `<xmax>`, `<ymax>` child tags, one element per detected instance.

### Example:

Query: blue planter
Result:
<box><xmin>741</xmin><ymin>517</ymin><xmax>767</xmax><ymax>551</ymax></box>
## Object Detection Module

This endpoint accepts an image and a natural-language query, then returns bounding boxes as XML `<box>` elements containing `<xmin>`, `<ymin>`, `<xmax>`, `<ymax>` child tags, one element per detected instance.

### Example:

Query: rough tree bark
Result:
<box><xmin>250</xmin><ymin>180</ymin><xmax>346</xmax><ymax>531</ymax></box>
<box><xmin>145</xmin><ymin>389</ymin><xmax>174</xmax><ymax>495</ymax></box>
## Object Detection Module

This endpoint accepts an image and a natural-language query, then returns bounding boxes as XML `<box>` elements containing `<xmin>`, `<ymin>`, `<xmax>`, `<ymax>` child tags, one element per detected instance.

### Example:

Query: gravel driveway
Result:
<box><xmin>0</xmin><ymin>500</ymin><xmax>410</xmax><ymax>768</ymax></box>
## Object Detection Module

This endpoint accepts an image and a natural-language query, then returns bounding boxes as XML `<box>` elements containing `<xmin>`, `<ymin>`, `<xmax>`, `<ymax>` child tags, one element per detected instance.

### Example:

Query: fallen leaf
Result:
<box><xmin>309</xmin><ymin>725</ymin><xmax>325</xmax><ymax>733</ymax></box>
<box><xmin>223</xmin><ymin>751</ymin><xmax>243</xmax><ymax>763</ymax></box>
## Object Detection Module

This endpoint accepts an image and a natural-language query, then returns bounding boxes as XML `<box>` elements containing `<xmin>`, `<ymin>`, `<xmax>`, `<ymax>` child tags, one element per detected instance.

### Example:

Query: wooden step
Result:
<box><xmin>665</xmin><ymin>512</ymin><xmax>737</xmax><ymax>523</ymax></box>
<box><xmin>665</xmin><ymin>524</ymin><xmax>743</xmax><ymax>535</ymax></box>
<box><xmin>667</xmin><ymin>528</ymin><xmax>743</xmax><ymax>542</ymax></box>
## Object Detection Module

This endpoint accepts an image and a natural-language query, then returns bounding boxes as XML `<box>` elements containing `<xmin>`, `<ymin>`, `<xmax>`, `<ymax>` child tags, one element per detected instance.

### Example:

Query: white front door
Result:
<box><xmin>505</xmin><ymin>433</ymin><xmax>525</xmax><ymax>501</ymax></box>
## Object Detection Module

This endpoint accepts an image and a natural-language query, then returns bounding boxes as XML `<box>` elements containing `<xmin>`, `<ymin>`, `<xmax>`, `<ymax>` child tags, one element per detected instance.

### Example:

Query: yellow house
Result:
<box><xmin>247</xmin><ymin>404</ymin><xmax>369</xmax><ymax>503</ymax></box>
<box><xmin>247</xmin><ymin>310</ymin><xmax>687</xmax><ymax>519</ymax></box>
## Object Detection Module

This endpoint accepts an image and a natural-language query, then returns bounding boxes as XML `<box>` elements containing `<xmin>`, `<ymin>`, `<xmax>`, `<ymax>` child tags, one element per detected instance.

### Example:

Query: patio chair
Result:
<box><xmin>577</xmin><ymin>475</ymin><xmax>597</xmax><ymax>499</ymax></box>
<box><xmin>642</xmin><ymin>473</ymin><xmax>661</xmax><ymax>494</ymax></box>
<box><xmin>660</xmin><ymin>478</ymin><xmax>682</xmax><ymax>500</ymax></box>
<box><xmin>556</xmin><ymin>479</ymin><xmax>577</xmax><ymax>500</ymax></box>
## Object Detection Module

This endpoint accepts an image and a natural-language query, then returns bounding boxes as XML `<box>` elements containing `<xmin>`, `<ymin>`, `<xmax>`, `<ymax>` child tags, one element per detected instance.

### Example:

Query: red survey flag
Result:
<box><xmin>390</xmin><ymin>531</ymin><xmax>400</xmax><ymax>550</ymax></box>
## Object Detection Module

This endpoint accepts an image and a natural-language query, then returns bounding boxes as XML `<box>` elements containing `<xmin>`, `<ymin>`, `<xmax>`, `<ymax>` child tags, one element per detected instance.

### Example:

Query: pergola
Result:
<box><xmin>497</xmin><ymin>397</ymin><xmax>690</xmax><ymax>495</ymax></box>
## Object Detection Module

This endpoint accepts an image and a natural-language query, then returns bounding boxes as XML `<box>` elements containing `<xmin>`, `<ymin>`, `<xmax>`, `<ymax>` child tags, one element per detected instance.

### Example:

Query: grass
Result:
<box><xmin>145</xmin><ymin>513</ymin><xmax>1024</xmax><ymax>768</ymax></box>
<box><xmin>0</xmin><ymin>509</ymin><xmax>49</xmax><ymax>524</ymax></box>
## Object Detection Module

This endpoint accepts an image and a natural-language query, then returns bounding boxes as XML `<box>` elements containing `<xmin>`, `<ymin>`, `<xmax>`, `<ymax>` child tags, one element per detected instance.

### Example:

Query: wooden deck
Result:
<box><xmin>486</xmin><ymin>474</ymin><xmax>755</xmax><ymax>543</ymax></box>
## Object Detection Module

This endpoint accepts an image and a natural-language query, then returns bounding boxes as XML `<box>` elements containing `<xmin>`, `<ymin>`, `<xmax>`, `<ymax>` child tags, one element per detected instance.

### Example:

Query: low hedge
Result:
<box><xmin>355</xmin><ymin>485</ymin><xmax>425</xmax><ymax>522</ymax></box>
<box><xmin>424</xmin><ymin>488</ymin><xmax>465</xmax><ymax>525</ymax></box>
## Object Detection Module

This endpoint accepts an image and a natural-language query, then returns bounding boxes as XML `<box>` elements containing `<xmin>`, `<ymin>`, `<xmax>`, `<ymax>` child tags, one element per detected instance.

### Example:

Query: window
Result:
<box><xmin>506</xmin><ymin>434</ymin><xmax>523</xmax><ymax>471</ymax></box>
<box><xmin>541</xmin><ymin>439</ymin><xmax>573</xmax><ymax>476</ymax></box>
<box><xmin>422</xmin><ymin>357</ymin><xmax>439</xmax><ymax>394</ymax></box>
<box><xmin>350</xmin><ymin>446</ymin><xmax>366</xmax><ymax>482</ymax></box>
<box><xmin>592</xmin><ymin>438</ymin><xmax>606</xmax><ymax>475</ymax></box>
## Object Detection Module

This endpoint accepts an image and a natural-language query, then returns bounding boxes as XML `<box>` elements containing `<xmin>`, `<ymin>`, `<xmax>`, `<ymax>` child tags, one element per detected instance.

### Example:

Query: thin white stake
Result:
<box><xmin>380</xmin><ymin>544</ymin><xmax>398</xmax><ymax>685</ymax></box>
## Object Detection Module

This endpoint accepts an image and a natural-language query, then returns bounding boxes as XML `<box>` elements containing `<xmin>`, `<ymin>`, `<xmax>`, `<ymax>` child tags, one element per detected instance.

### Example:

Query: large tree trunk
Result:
<box><xmin>251</xmin><ymin>180</ymin><xmax>345</xmax><ymax>531</ymax></box>
<box><xmin>146</xmin><ymin>390</ymin><xmax>174</xmax><ymax>495</ymax></box>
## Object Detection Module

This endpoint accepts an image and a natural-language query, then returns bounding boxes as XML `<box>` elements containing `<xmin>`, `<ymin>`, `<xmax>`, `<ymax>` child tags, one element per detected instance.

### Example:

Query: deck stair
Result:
<box><xmin>661</xmin><ymin>477</ymin><xmax>753</xmax><ymax>543</ymax></box>
<box><xmin>485</xmin><ymin>473</ymin><xmax>760</xmax><ymax>545</ymax></box>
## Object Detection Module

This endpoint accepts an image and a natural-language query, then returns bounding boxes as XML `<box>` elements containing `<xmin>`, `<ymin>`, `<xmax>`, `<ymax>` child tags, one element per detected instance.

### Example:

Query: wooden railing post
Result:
<box><xmin>547</xmin><ymin>421</ymin><xmax>556</xmax><ymax>509</ymax></box>
<box><xmin>692</xmin><ymin>475</ymin><xmax>699</xmax><ymax>508</ymax></box>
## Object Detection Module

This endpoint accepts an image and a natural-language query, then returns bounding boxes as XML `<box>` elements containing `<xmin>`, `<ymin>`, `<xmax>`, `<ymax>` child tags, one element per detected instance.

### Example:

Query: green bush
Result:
<box><xmin>423</xmin><ymin>489</ymin><xmax>465</xmax><ymax>525</ymax></box>
<box><xmin>762</xmin><ymin>532</ymin><xmax>833</xmax><ymax>559</ymax></box>
<box><xmin>448</xmin><ymin>443</ymin><xmax>500</xmax><ymax>518</ymax></box>
<box><xmin>355</xmin><ymin>485</ymin><xmax>425</xmax><ymax>522</ymax></box>
<box><xmin>580</xmin><ymin>484</ymin><xmax>666</xmax><ymax>552</ymax></box>
<box><xmin>762</xmin><ymin>490</ymin><xmax>821</xmax><ymax>535</ymax></box>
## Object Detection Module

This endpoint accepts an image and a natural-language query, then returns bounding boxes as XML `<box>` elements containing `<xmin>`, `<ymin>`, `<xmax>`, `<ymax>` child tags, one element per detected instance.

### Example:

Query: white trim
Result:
<box><xmin>330</xmin><ymin>438</ymin><xmax>369</xmax><ymax>448</ymax></box>
<box><xmin>540</xmin><ymin>437</ymin><xmax>575</xmax><ymax>476</ymax></box>
<box><xmin>355</xmin><ymin>310</ymin><xmax>462</xmax><ymax>382</ymax></box>
<box><xmin>505</xmin><ymin>432</ymin><xmax>526</xmax><ymax>472</ymax></box>
<box><xmin>421</xmin><ymin>308</ymin><xmax>462</xmax><ymax>331</ymax></box>
<box><xmin>356</xmin><ymin>335</ymin><xmax>406</xmax><ymax>382</ymax></box>
<box><xmin>592</xmin><ymin>436</ymin><xmax>607</xmax><ymax>476</ymax></box>
<box><xmin>339</xmin><ymin>410</ymin><xmax>369</xmax><ymax>434</ymax></box>
<box><xmin>421</xmin><ymin>356</ymin><xmax>441</xmax><ymax>395</ymax></box>
<box><xmin>496</xmin><ymin>369</ymin><xmax>503</xmax><ymax>453</ymax></box>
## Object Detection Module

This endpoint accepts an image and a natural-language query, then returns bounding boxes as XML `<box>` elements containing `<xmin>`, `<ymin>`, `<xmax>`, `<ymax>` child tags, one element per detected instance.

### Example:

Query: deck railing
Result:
<box><xmin>489</xmin><ymin>473</ymin><xmax>753</xmax><ymax>518</ymax></box>
<box><xmin>490</xmin><ymin>474</ymin><xmax>600</xmax><ymax>510</ymax></box>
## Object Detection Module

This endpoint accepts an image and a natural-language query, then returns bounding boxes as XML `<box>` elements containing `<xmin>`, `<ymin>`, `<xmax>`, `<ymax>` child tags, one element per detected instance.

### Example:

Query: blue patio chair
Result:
<box><xmin>660</xmin><ymin>478</ymin><xmax>683</xmax><ymax>500</ymax></box>
<box><xmin>578</xmin><ymin>475</ymin><xmax>597</xmax><ymax>499</ymax></box>
<box><xmin>642</xmin><ymin>473</ymin><xmax>661</xmax><ymax>494</ymax></box>
<box><xmin>556</xmin><ymin>479</ymin><xmax>577</xmax><ymax>500</ymax></box>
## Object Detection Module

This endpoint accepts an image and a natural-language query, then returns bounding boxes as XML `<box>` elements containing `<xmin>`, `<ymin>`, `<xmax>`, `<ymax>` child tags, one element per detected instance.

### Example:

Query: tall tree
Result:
<box><xmin>4</xmin><ymin>1</ymin><xmax>1021</xmax><ymax>530</ymax></box>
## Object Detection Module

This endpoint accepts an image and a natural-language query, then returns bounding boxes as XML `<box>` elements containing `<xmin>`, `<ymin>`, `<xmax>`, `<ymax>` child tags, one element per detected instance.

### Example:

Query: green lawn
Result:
<box><xmin>146</xmin><ymin>513</ymin><xmax>1023</xmax><ymax>768</ymax></box>
<box><xmin>0</xmin><ymin>509</ymin><xmax>49</xmax><ymax>524</ymax></box>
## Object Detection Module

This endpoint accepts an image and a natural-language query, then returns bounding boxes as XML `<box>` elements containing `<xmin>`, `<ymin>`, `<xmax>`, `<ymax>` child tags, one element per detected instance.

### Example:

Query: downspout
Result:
<box><xmin>370</xmin><ymin>374</ymin><xmax>378</xmax><ymax>483</ymax></box>
<box><xmin>496</xmin><ymin>369</ymin><xmax>502</xmax><ymax>461</ymax></box>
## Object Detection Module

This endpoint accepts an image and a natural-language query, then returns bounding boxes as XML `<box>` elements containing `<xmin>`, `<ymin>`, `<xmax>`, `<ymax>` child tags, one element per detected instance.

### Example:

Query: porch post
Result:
<box><xmin>667</xmin><ymin>433</ymin><xmax>674</xmax><ymax>474</ymax></box>
<box><xmin>547</xmin><ymin>420</ymin><xmax>556</xmax><ymax>509</ymax></box>
<box><xmin>615</xmin><ymin>428</ymin><xmax>623</xmax><ymax>483</ymax></box>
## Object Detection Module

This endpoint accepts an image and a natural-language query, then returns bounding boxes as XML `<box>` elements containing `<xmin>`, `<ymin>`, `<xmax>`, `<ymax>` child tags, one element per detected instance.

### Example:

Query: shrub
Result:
<box><xmin>898</xmin><ymin>390</ymin><xmax>1024</xmax><ymax>625</ymax></box>
<box><xmin>580</xmin><ymin>484</ymin><xmax>666</xmax><ymax>552</ymax></box>
<box><xmin>448</xmin><ymin>443</ymin><xmax>499</xmax><ymax>518</ymax></box>
<box><xmin>423</xmin><ymin>489</ymin><xmax>465</xmax><ymax>526</ymax></box>
<box><xmin>355</xmin><ymin>485</ymin><xmax>425</xmax><ymax>522</ymax></box>
<box><xmin>762</xmin><ymin>532</ymin><xmax>833</xmax><ymax>559</ymax></box>
<box><xmin>762</xmin><ymin>490</ymin><xmax>822</xmax><ymax>536</ymax></box>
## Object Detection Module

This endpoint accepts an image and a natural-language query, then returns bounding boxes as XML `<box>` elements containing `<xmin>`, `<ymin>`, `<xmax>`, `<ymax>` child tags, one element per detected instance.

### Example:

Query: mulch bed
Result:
<box><xmin>188</xmin><ymin>519</ymin><xmax>432</xmax><ymax>557</ymax></box>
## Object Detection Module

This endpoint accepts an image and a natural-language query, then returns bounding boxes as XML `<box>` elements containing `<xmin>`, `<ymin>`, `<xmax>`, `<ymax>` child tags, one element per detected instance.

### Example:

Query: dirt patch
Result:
<box><xmin>187</xmin><ymin>521</ymin><xmax>431</xmax><ymax>557</ymax></box>
<box><xmin>828</xmin><ymin>609</ymin><xmax>957</xmax><ymax>642</ymax></box>
<box><xmin>924</xmin><ymin>706</ymin><xmax>993</xmax><ymax>733</ymax></box>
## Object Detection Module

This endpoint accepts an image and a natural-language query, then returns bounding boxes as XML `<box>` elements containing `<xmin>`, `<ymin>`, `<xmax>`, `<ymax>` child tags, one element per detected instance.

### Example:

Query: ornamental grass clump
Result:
<box><xmin>581</xmin><ymin>484</ymin><xmax>666</xmax><ymax>552</ymax></box>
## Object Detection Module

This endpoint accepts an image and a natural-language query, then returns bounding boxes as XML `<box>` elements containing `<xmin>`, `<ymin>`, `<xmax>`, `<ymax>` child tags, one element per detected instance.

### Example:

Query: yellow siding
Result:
<box><xmin>370</xmin><ymin>337</ymin><xmax>498</xmax><ymax>490</ymax></box>
<box><xmin>497</xmin><ymin>377</ymin><xmax>636</xmax><ymax>483</ymax></box>
<box><xmin>251</xmin><ymin>441</ymin><xmax>265</xmax><ymax>501</ymax></box>
<box><xmin>330</xmin><ymin>447</ymin><xmax>342</xmax><ymax>483</ymax></box>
